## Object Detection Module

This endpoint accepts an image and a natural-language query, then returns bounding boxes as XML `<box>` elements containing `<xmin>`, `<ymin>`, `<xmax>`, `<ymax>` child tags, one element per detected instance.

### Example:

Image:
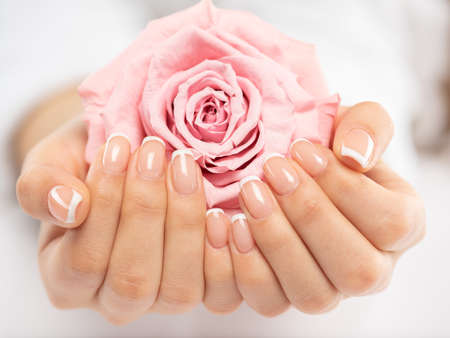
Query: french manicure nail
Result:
<box><xmin>264</xmin><ymin>153</ymin><xmax>299</xmax><ymax>195</ymax></box>
<box><xmin>206</xmin><ymin>208</ymin><xmax>228</xmax><ymax>249</ymax></box>
<box><xmin>138</xmin><ymin>136</ymin><xmax>165</xmax><ymax>179</ymax></box>
<box><xmin>102</xmin><ymin>133</ymin><xmax>131</xmax><ymax>174</ymax></box>
<box><xmin>291</xmin><ymin>138</ymin><xmax>328</xmax><ymax>176</ymax></box>
<box><xmin>171</xmin><ymin>149</ymin><xmax>198</xmax><ymax>194</ymax></box>
<box><xmin>341</xmin><ymin>129</ymin><xmax>374</xmax><ymax>168</ymax></box>
<box><xmin>48</xmin><ymin>185</ymin><xmax>82</xmax><ymax>224</ymax></box>
<box><xmin>231</xmin><ymin>213</ymin><xmax>254</xmax><ymax>253</ymax></box>
<box><xmin>239</xmin><ymin>176</ymin><xmax>273</xmax><ymax>219</ymax></box>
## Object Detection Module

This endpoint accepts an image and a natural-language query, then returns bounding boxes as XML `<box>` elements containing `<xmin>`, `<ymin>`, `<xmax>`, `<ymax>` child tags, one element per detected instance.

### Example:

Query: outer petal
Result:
<box><xmin>79</xmin><ymin>0</ymin><xmax>217</xmax><ymax>109</ymax></box>
<box><xmin>215</xmin><ymin>5</ymin><xmax>330</xmax><ymax>97</ymax></box>
<box><xmin>79</xmin><ymin>0</ymin><xmax>219</xmax><ymax>161</ymax></box>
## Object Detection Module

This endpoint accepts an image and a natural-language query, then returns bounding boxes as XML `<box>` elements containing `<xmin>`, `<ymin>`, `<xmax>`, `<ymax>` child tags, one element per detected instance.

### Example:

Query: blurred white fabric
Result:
<box><xmin>0</xmin><ymin>0</ymin><xmax>449</xmax><ymax>336</ymax></box>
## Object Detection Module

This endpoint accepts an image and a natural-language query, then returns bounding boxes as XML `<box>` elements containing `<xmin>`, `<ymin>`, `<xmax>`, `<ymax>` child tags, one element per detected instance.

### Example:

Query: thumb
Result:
<box><xmin>16</xmin><ymin>119</ymin><xmax>90</xmax><ymax>228</ymax></box>
<box><xmin>333</xmin><ymin>101</ymin><xmax>394</xmax><ymax>172</ymax></box>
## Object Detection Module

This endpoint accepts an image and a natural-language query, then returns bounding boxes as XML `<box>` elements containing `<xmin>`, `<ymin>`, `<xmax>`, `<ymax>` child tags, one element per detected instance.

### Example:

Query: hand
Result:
<box><xmin>16</xmin><ymin>118</ymin><xmax>242</xmax><ymax>324</ymax></box>
<box><xmin>220</xmin><ymin>102</ymin><xmax>426</xmax><ymax>316</ymax></box>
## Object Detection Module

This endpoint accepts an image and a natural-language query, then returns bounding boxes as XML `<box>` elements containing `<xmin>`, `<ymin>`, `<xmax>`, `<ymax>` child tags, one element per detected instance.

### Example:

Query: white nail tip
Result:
<box><xmin>340</xmin><ymin>134</ymin><xmax>374</xmax><ymax>168</ymax></box>
<box><xmin>239</xmin><ymin>176</ymin><xmax>261</xmax><ymax>189</ymax></box>
<box><xmin>293</xmin><ymin>137</ymin><xmax>312</xmax><ymax>144</ymax></box>
<box><xmin>142</xmin><ymin>136</ymin><xmax>165</xmax><ymax>147</ymax></box>
<box><xmin>206</xmin><ymin>208</ymin><xmax>224</xmax><ymax>216</ymax></box>
<box><xmin>50</xmin><ymin>186</ymin><xmax>82</xmax><ymax>224</ymax></box>
<box><xmin>290</xmin><ymin>137</ymin><xmax>312</xmax><ymax>152</ymax></box>
<box><xmin>103</xmin><ymin>133</ymin><xmax>130</xmax><ymax>167</ymax></box>
<box><xmin>264</xmin><ymin>153</ymin><xmax>285</xmax><ymax>163</ymax></box>
<box><xmin>106</xmin><ymin>132</ymin><xmax>130</xmax><ymax>143</ymax></box>
<box><xmin>231</xmin><ymin>213</ymin><xmax>246</xmax><ymax>223</ymax></box>
<box><xmin>171</xmin><ymin>149</ymin><xmax>194</xmax><ymax>161</ymax></box>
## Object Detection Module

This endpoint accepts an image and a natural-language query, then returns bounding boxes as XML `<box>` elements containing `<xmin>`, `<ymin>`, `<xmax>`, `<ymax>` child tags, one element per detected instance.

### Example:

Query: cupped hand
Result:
<box><xmin>16</xmin><ymin>101</ymin><xmax>426</xmax><ymax>322</ymax></box>
<box><xmin>223</xmin><ymin>101</ymin><xmax>426</xmax><ymax>316</ymax></box>
<box><xmin>16</xmin><ymin>118</ymin><xmax>243</xmax><ymax>324</ymax></box>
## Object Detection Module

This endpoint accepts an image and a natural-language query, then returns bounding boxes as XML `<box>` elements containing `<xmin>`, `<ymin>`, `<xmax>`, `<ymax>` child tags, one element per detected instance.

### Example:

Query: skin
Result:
<box><xmin>16</xmin><ymin>101</ymin><xmax>426</xmax><ymax>324</ymax></box>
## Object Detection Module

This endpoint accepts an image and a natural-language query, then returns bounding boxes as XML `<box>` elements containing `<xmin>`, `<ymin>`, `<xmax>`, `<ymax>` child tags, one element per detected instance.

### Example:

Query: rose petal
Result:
<box><xmin>80</xmin><ymin>0</ymin><xmax>339</xmax><ymax>212</ymax></box>
<box><xmin>215</xmin><ymin>6</ymin><xmax>330</xmax><ymax>97</ymax></box>
<box><xmin>143</xmin><ymin>58</ymin><xmax>244</xmax><ymax>152</ymax></box>
<box><xmin>202</xmin><ymin>154</ymin><xmax>266</xmax><ymax>208</ymax></box>
<box><xmin>79</xmin><ymin>0</ymin><xmax>217</xmax><ymax>114</ymax></box>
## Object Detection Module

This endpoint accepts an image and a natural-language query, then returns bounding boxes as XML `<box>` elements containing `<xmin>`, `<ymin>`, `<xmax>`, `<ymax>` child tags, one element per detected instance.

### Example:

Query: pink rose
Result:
<box><xmin>79</xmin><ymin>0</ymin><xmax>339</xmax><ymax>209</ymax></box>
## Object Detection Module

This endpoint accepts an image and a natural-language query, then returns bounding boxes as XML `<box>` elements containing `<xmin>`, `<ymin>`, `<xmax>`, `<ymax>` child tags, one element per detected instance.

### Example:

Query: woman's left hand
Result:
<box><xmin>205</xmin><ymin>101</ymin><xmax>426</xmax><ymax>316</ymax></box>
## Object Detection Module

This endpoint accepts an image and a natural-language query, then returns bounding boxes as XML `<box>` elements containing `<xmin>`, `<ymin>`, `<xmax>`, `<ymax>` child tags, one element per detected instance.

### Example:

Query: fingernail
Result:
<box><xmin>239</xmin><ymin>176</ymin><xmax>273</xmax><ymax>219</ymax></box>
<box><xmin>171</xmin><ymin>149</ymin><xmax>198</xmax><ymax>194</ymax></box>
<box><xmin>206</xmin><ymin>208</ymin><xmax>228</xmax><ymax>249</ymax></box>
<box><xmin>263</xmin><ymin>153</ymin><xmax>299</xmax><ymax>195</ymax></box>
<box><xmin>340</xmin><ymin>129</ymin><xmax>374</xmax><ymax>168</ymax></box>
<box><xmin>48</xmin><ymin>185</ymin><xmax>82</xmax><ymax>224</ymax></box>
<box><xmin>290</xmin><ymin>138</ymin><xmax>328</xmax><ymax>176</ymax></box>
<box><xmin>102</xmin><ymin>133</ymin><xmax>131</xmax><ymax>174</ymax></box>
<box><xmin>138</xmin><ymin>136</ymin><xmax>166</xmax><ymax>179</ymax></box>
<box><xmin>231</xmin><ymin>214</ymin><xmax>254</xmax><ymax>253</ymax></box>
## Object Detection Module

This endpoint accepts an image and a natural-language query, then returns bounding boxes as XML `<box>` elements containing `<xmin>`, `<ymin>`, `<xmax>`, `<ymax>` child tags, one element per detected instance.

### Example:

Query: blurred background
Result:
<box><xmin>1</xmin><ymin>0</ymin><xmax>449</xmax><ymax>336</ymax></box>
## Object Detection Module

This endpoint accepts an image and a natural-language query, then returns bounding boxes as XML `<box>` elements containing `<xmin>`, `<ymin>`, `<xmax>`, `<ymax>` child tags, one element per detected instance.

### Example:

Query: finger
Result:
<box><xmin>203</xmin><ymin>209</ymin><xmax>242</xmax><ymax>314</ymax></box>
<box><xmin>229</xmin><ymin>214</ymin><xmax>290</xmax><ymax>317</ymax></box>
<box><xmin>365</xmin><ymin>161</ymin><xmax>426</xmax><ymax>249</ymax></box>
<box><xmin>291</xmin><ymin>140</ymin><xmax>425</xmax><ymax>251</ymax></box>
<box><xmin>262</xmin><ymin>154</ymin><xmax>392</xmax><ymax>296</ymax></box>
<box><xmin>333</xmin><ymin>102</ymin><xmax>394</xmax><ymax>172</ymax></box>
<box><xmin>40</xmin><ymin>134</ymin><xmax>131</xmax><ymax>308</ymax></box>
<box><xmin>366</xmin><ymin>161</ymin><xmax>420</xmax><ymax>195</ymax></box>
<box><xmin>16</xmin><ymin>119</ymin><xmax>90</xmax><ymax>228</ymax></box>
<box><xmin>152</xmin><ymin>150</ymin><xmax>206</xmax><ymax>314</ymax></box>
<box><xmin>97</xmin><ymin>137</ymin><xmax>167</xmax><ymax>325</ymax></box>
<box><xmin>238</xmin><ymin>175</ymin><xmax>340</xmax><ymax>314</ymax></box>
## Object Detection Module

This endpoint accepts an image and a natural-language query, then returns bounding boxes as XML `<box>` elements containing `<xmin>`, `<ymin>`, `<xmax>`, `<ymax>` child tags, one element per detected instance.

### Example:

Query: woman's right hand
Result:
<box><xmin>16</xmin><ymin>118</ymin><xmax>242</xmax><ymax>325</ymax></box>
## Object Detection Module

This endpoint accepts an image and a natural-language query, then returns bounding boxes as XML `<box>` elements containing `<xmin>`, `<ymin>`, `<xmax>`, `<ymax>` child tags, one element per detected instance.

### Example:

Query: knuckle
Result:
<box><xmin>302</xmin><ymin>198</ymin><xmax>321</xmax><ymax>220</ymax></box>
<box><xmin>256</xmin><ymin>230</ymin><xmax>289</xmax><ymax>256</ymax></box>
<box><xmin>290</xmin><ymin>195</ymin><xmax>321</xmax><ymax>227</ymax></box>
<box><xmin>66</xmin><ymin>248</ymin><xmax>107</xmax><ymax>280</ymax></box>
<box><xmin>293</xmin><ymin>291</ymin><xmax>340</xmax><ymax>314</ymax></box>
<box><xmin>171</xmin><ymin>210</ymin><xmax>205</xmax><ymax>232</ymax></box>
<box><xmin>122</xmin><ymin>193</ymin><xmax>166</xmax><ymax>217</ymax></box>
<box><xmin>255</xmin><ymin>301</ymin><xmax>290</xmax><ymax>318</ymax></box>
<box><xmin>338</xmin><ymin>171</ymin><xmax>366</xmax><ymax>195</ymax></box>
<box><xmin>108</xmin><ymin>271</ymin><xmax>154</xmax><ymax>302</ymax></box>
<box><xmin>380</xmin><ymin>196</ymin><xmax>419</xmax><ymax>250</ymax></box>
<box><xmin>93</xmin><ymin>186</ymin><xmax>121</xmax><ymax>209</ymax></box>
<box><xmin>158</xmin><ymin>284</ymin><xmax>203</xmax><ymax>311</ymax></box>
<box><xmin>341</xmin><ymin>255</ymin><xmax>389</xmax><ymax>295</ymax></box>
<box><xmin>204</xmin><ymin>296</ymin><xmax>242</xmax><ymax>315</ymax></box>
<box><xmin>238</xmin><ymin>273</ymin><xmax>268</xmax><ymax>291</ymax></box>
<box><xmin>205</xmin><ymin>267</ymin><xmax>233</xmax><ymax>286</ymax></box>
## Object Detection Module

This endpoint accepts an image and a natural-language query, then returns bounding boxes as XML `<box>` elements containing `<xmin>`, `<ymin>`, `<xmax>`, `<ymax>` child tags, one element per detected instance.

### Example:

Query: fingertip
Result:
<box><xmin>16</xmin><ymin>164</ymin><xmax>90</xmax><ymax>228</ymax></box>
<box><xmin>47</xmin><ymin>183</ymin><xmax>90</xmax><ymax>228</ymax></box>
<box><xmin>334</xmin><ymin>128</ymin><xmax>376</xmax><ymax>172</ymax></box>
<box><xmin>206</xmin><ymin>208</ymin><xmax>229</xmax><ymax>249</ymax></box>
<box><xmin>332</xmin><ymin>101</ymin><xmax>394</xmax><ymax>173</ymax></box>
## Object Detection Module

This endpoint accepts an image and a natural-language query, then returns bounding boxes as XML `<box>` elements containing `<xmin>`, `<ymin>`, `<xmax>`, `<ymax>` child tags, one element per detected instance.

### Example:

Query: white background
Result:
<box><xmin>1</xmin><ymin>0</ymin><xmax>449</xmax><ymax>336</ymax></box>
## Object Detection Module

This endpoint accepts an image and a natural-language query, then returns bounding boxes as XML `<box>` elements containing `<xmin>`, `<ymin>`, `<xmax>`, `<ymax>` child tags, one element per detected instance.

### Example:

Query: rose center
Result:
<box><xmin>196</xmin><ymin>93</ymin><xmax>229</xmax><ymax>126</ymax></box>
